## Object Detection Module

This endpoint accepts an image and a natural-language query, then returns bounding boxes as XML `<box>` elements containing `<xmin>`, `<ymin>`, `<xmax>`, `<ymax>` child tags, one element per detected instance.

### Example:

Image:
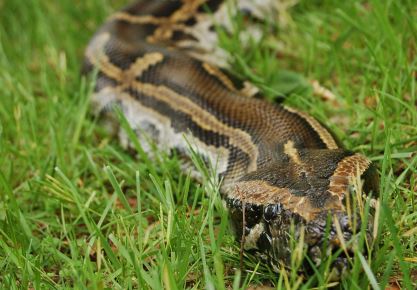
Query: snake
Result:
<box><xmin>83</xmin><ymin>0</ymin><xmax>379</xmax><ymax>280</ymax></box>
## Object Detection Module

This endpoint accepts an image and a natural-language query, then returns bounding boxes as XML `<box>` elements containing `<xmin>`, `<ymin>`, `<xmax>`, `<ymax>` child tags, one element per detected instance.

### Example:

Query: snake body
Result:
<box><xmin>84</xmin><ymin>0</ymin><xmax>379</xmax><ymax>279</ymax></box>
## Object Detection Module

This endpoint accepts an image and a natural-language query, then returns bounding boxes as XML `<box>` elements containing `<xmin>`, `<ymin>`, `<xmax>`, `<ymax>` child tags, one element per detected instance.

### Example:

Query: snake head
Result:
<box><xmin>226</xmin><ymin>149</ymin><xmax>379</xmax><ymax>280</ymax></box>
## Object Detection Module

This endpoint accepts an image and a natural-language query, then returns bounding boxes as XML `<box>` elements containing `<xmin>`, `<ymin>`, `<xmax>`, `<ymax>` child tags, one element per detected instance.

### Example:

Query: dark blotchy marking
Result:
<box><xmin>184</xmin><ymin>17</ymin><xmax>197</xmax><ymax>26</ymax></box>
<box><xmin>223</xmin><ymin>146</ymin><xmax>251</xmax><ymax>178</ymax></box>
<box><xmin>298</xmin><ymin>149</ymin><xmax>353</xmax><ymax>179</ymax></box>
<box><xmin>104</xmin><ymin>36</ymin><xmax>165</xmax><ymax>71</ymax></box>
<box><xmin>137</xmin><ymin>54</ymin><xmax>255</xmax><ymax>132</ymax></box>
<box><xmin>171</xmin><ymin>30</ymin><xmax>198</xmax><ymax>42</ymax></box>
<box><xmin>94</xmin><ymin>71</ymin><xmax>118</xmax><ymax>91</ymax></box>
<box><xmin>107</xmin><ymin>45</ymin><xmax>338</xmax><ymax>158</ymax></box>
<box><xmin>257</xmin><ymin>232</ymin><xmax>272</xmax><ymax>252</ymax></box>
<box><xmin>246</xmin><ymin>203</ymin><xmax>263</xmax><ymax>228</ymax></box>
<box><xmin>308</xmin><ymin>190</ymin><xmax>335</xmax><ymax>208</ymax></box>
<box><xmin>125</xmin><ymin>86</ymin><xmax>249</xmax><ymax>160</ymax></box>
<box><xmin>286</xmin><ymin>111</ymin><xmax>328</xmax><ymax>149</ymax></box>
<box><xmin>240</xmin><ymin>149</ymin><xmax>354</xmax><ymax>210</ymax></box>
<box><xmin>112</xmin><ymin>19</ymin><xmax>158</xmax><ymax>40</ymax></box>
<box><xmin>239</xmin><ymin>162</ymin><xmax>294</xmax><ymax>189</ymax></box>
<box><xmin>226</xmin><ymin>197</ymin><xmax>264</xmax><ymax>236</ymax></box>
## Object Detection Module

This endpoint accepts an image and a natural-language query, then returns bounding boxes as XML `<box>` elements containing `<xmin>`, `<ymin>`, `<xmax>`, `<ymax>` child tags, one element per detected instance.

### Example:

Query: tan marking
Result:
<box><xmin>283</xmin><ymin>140</ymin><xmax>302</xmax><ymax>165</ymax></box>
<box><xmin>147</xmin><ymin>0</ymin><xmax>206</xmax><ymax>43</ymax></box>
<box><xmin>130</xmin><ymin>81</ymin><xmax>259</xmax><ymax>172</ymax></box>
<box><xmin>148</xmin><ymin>24</ymin><xmax>189</xmax><ymax>43</ymax></box>
<box><xmin>231</xmin><ymin>180</ymin><xmax>338</xmax><ymax>221</ymax></box>
<box><xmin>86</xmin><ymin>33</ymin><xmax>164</xmax><ymax>83</ymax></box>
<box><xmin>284</xmin><ymin>106</ymin><xmax>339</xmax><ymax>149</ymax></box>
<box><xmin>240</xmin><ymin>81</ymin><xmax>260</xmax><ymax>98</ymax></box>
<box><xmin>85</xmin><ymin>33</ymin><xmax>123</xmax><ymax>81</ymax></box>
<box><xmin>111</xmin><ymin>12</ymin><xmax>189</xmax><ymax>44</ymax></box>
<box><xmin>94</xmin><ymin>86</ymin><xmax>231</xmax><ymax>174</ymax></box>
<box><xmin>111</xmin><ymin>12</ymin><xmax>166</xmax><ymax>25</ymax></box>
<box><xmin>328</xmin><ymin>154</ymin><xmax>371</xmax><ymax>200</ymax></box>
<box><xmin>87</xmin><ymin>33</ymin><xmax>240</xmax><ymax>174</ymax></box>
<box><xmin>124</xmin><ymin>52</ymin><xmax>164</xmax><ymax>80</ymax></box>
<box><xmin>244</xmin><ymin>223</ymin><xmax>265</xmax><ymax>250</ymax></box>
<box><xmin>170</xmin><ymin>0</ymin><xmax>206</xmax><ymax>23</ymax></box>
<box><xmin>202</xmin><ymin>62</ymin><xmax>239</xmax><ymax>93</ymax></box>
<box><xmin>93</xmin><ymin>86</ymin><xmax>171</xmax><ymax>127</ymax></box>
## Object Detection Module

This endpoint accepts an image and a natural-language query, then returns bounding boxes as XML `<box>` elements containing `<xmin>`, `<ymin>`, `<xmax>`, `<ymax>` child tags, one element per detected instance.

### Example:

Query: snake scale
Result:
<box><xmin>84</xmin><ymin>0</ymin><xmax>379</xmax><ymax>280</ymax></box>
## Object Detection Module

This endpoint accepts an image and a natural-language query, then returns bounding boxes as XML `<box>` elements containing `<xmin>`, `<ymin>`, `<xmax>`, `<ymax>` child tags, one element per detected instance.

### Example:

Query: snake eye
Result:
<box><xmin>263</xmin><ymin>204</ymin><xmax>282</xmax><ymax>222</ymax></box>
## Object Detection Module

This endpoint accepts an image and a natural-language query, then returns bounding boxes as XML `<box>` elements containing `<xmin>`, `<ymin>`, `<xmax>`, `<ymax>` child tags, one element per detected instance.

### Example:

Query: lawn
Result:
<box><xmin>0</xmin><ymin>0</ymin><xmax>416</xmax><ymax>289</ymax></box>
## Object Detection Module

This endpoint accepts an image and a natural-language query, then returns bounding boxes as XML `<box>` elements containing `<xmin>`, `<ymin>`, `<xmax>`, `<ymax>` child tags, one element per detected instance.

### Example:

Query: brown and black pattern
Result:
<box><xmin>83</xmin><ymin>0</ymin><xmax>379</xmax><ymax>280</ymax></box>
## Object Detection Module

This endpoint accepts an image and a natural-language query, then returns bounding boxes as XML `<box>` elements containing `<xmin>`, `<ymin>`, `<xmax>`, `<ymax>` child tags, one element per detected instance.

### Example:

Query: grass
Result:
<box><xmin>0</xmin><ymin>0</ymin><xmax>416</xmax><ymax>288</ymax></box>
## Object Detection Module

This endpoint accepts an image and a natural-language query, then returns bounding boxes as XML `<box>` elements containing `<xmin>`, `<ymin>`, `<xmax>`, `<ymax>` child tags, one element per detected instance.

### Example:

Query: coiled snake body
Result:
<box><xmin>84</xmin><ymin>0</ymin><xmax>379</xmax><ymax>279</ymax></box>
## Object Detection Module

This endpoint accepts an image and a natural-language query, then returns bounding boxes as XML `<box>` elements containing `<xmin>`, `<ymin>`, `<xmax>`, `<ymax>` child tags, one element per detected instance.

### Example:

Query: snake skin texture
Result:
<box><xmin>83</xmin><ymin>0</ymin><xmax>379</xmax><ymax>280</ymax></box>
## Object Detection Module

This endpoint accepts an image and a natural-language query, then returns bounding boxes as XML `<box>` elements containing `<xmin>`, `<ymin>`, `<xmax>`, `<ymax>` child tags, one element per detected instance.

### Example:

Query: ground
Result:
<box><xmin>0</xmin><ymin>0</ymin><xmax>416</xmax><ymax>289</ymax></box>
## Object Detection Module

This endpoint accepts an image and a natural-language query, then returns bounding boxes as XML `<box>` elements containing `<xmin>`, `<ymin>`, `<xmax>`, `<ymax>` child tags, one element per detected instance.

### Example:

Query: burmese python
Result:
<box><xmin>83</xmin><ymin>0</ymin><xmax>379</xmax><ymax>280</ymax></box>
